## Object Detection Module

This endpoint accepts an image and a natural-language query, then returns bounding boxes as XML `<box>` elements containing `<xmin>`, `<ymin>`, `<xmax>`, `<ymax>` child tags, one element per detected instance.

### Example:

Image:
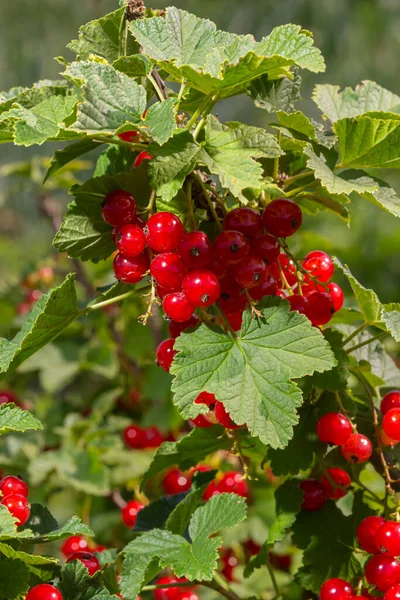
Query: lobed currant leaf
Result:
<box><xmin>44</xmin><ymin>138</ymin><xmax>101</xmax><ymax>183</ymax></box>
<box><xmin>0</xmin><ymin>558</ymin><xmax>30</xmax><ymax>600</ymax></box>
<box><xmin>309</xmin><ymin>329</ymin><xmax>350</xmax><ymax>391</ymax></box>
<box><xmin>0</xmin><ymin>404</ymin><xmax>42</xmax><ymax>436</ymax></box>
<box><xmin>60</xmin><ymin>561</ymin><xmax>119</xmax><ymax>600</ymax></box>
<box><xmin>0</xmin><ymin>541</ymin><xmax>59</xmax><ymax>580</ymax></box>
<box><xmin>248</xmin><ymin>69</ymin><xmax>302</xmax><ymax>113</ymax></box>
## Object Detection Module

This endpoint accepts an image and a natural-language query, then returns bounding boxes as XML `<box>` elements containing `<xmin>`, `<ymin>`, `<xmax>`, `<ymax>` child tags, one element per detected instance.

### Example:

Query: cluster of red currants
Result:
<box><xmin>0</xmin><ymin>475</ymin><xmax>31</xmax><ymax>526</ymax></box>
<box><xmin>61</xmin><ymin>535</ymin><xmax>101</xmax><ymax>576</ymax></box>
<box><xmin>380</xmin><ymin>391</ymin><xmax>400</xmax><ymax>446</ymax></box>
<box><xmin>152</xmin><ymin>576</ymin><xmax>198</xmax><ymax>600</ymax></box>
<box><xmin>123</xmin><ymin>423</ymin><xmax>166</xmax><ymax>449</ymax></box>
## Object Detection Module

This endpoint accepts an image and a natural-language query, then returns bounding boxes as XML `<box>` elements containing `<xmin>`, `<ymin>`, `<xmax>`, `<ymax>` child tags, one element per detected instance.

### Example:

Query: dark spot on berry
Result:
<box><xmin>200</xmin><ymin>294</ymin><xmax>210</xmax><ymax>304</ymax></box>
<box><xmin>230</xmin><ymin>244</ymin><xmax>239</xmax><ymax>253</ymax></box>
<box><xmin>221</xmin><ymin>293</ymin><xmax>230</xmax><ymax>301</ymax></box>
<box><xmin>190</xmin><ymin>247</ymin><xmax>201</xmax><ymax>257</ymax></box>
<box><xmin>143</xmin><ymin>225</ymin><xmax>149</xmax><ymax>236</ymax></box>
<box><xmin>253</xmin><ymin>273</ymin><xmax>261</xmax><ymax>282</ymax></box>
<box><xmin>350</xmin><ymin>455</ymin><xmax>358</xmax><ymax>463</ymax></box>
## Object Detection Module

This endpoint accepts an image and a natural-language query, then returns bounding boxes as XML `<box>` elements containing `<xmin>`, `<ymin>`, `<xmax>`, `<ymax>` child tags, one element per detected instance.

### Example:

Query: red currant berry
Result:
<box><xmin>269</xmin><ymin>552</ymin><xmax>292</xmax><ymax>572</ymax></box>
<box><xmin>203</xmin><ymin>480</ymin><xmax>220</xmax><ymax>499</ymax></box>
<box><xmin>327</xmin><ymin>282</ymin><xmax>344</xmax><ymax>312</ymax></box>
<box><xmin>278</xmin><ymin>254</ymin><xmax>298</xmax><ymax>286</ymax></box>
<box><xmin>224</xmin><ymin>311</ymin><xmax>243</xmax><ymax>332</ymax></box>
<box><xmin>1</xmin><ymin>493</ymin><xmax>30</xmax><ymax>525</ymax></box>
<box><xmin>154</xmin><ymin>576</ymin><xmax>192</xmax><ymax>600</ymax></box>
<box><xmin>121</xmin><ymin>500</ymin><xmax>144</xmax><ymax>528</ymax></box>
<box><xmin>142</xmin><ymin>427</ymin><xmax>165</xmax><ymax>448</ymax></box>
<box><xmin>220</xmin><ymin>549</ymin><xmax>239</xmax><ymax>582</ymax></box>
<box><xmin>249</xmin><ymin>274</ymin><xmax>279</xmax><ymax>301</ymax></box>
<box><xmin>383</xmin><ymin>409</ymin><xmax>400</xmax><ymax>441</ymax></box>
<box><xmin>376</xmin><ymin>521</ymin><xmax>400</xmax><ymax>556</ymax></box>
<box><xmin>162</xmin><ymin>468</ymin><xmax>192</xmax><ymax>495</ymax></box>
<box><xmin>123</xmin><ymin>425</ymin><xmax>146</xmax><ymax>449</ymax></box>
<box><xmin>288</xmin><ymin>294</ymin><xmax>309</xmax><ymax>315</ymax></box>
<box><xmin>182</xmin><ymin>270</ymin><xmax>220</xmax><ymax>307</ymax></box>
<box><xmin>224</xmin><ymin>207</ymin><xmax>262</xmax><ymax>237</ymax></box>
<box><xmin>0</xmin><ymin>476</ymin><xmax>28</xmax><ymax>498</ymax></box>
<box><xmin>61</xmin><ymin>535</ymin><xmax>89</xmax><ymax>557</ymax></box>
<box><xmin>365</xmin><ymin>555</ymin><xmax>400</xmax><ymax>591</ymax></box>
<box><xmin>214</xmin><ymin>231</ymin><xmax>249</xmax><ymax>265</ymax></box>
<box><xmin>66</xmin><ymin>551</ymin><xmax>100</xmax><ymax>576</ymax></box>
<box><xmin>113</xmin><ymin>252</ymin><xmax>149</xmax><ymax>284</ymax></box>
<box><xmin>385</xmin><ymin>584</ymin><xmax>400</xmax><ymax>600</ymax></box>
<box><xmin>317</xmin><ymin>412</ymin><xmax>352</xmax><ymax>446</ymax></box>
<box><xmin>115</xmin><ymin>224</ymin><xmax>147</xmax><ymax>258</ymax></box>
<box><xmin>306</xmin><ymin>291</ymin><xmax>335</xmax><ymax>326</ymax></box>
<box><xmin>321</xmin><ymin>467</ymin><xmax>351</xmax><ymax>499</ymax></box>
<box><xmin>133</xmin><ymin>151</ymin><xmax>153</xmax><ymax>168</ymax></box>
<box><xmin>150</xmin><ymin>252</ymin><xmax>188</xmax><ymax>291</ymax></box>
<box><xmin>162</xmin><ymin>292</ymin><xmax>195</xmax><ymax>323</ymax></box>
<box><xmin>382</xmin><ymin>391</ymin><xmax>400</xmax><ymax>416</ymax></box>
<box><xmin>118</xmin><ymin>130</ymin><xmax>138</xmax><ymax>142</ymax></box>
<box><xmin>156</xmin><ymin>339</ymin><xmax>176</xmax><ymax>372</ymax></box>
<box><xmin>341</xmin><ymin>433</ymin><xmax>372</xmax><ymax>463</ymax></box>
<box><xmin>190</xmin><ymin>414</ymin><xmax>213</xmax><ymax>428</ymax></box>
<box><xmin>320</xmin><ymin>578</ymin><xmax>354</xmax><ymax>600</ymax></box>
<box><xmin>277</xmin><ymin>290</ymin><xmax>287</xmax><ymax>299</ymax></box>
<box><xmin>178</xmin><ymin>231</ymin><xmax>213</xmax><ymax>269</ymax></box>
<box><xmin>299</xmin><ymin>480</ymin><xmax>327</xmax><ymax>511</ymax></box>
<box><xmin>219</xmin><ymin>283</ymin><xmax>248</xmax><ymax>313</ymax></box>
<box><xmin>168</xmin><ymin>316</ymin><xmax>199</xmax><ymax>338</ymax></box>
<box><xmin>0</xmin><ymin>390</ymin><xmax>20</xmax><ymax>405</ymax></box>
<box><xmin>303</xmin><ymin>251</ymin><xmax>334</xmax><ymax>283</ymax></box>
<box><xmin>214</xmin><ymin>401</ymin><xmax>240</xmax><ymax>429</ymax></box>
<box><xmin>195</xmin><ymin>392</ymin><xmax>216</xmax><ymax>407</ymax></box>
<box><xmin>234</xmin><ymin>255</ymin><xmax>267</xmax><ymax>289</ymax></box>
<box><xmin>26</xmin><ymin>584</ymin><xmax>63</xmax><ymax>600</ymax></box>
<box><xmin>357</xmin><ymin>516</ymin><xmax>386</xmax><ymax>554</ymax></box>
<box><xmin>262</xmin><ymin>199</ymin><xmax>302</xmax><ymax>238</ymax></box>
<box><xmin>101</xmin><ymin>190</ymin><xmax>136</xmax><ymax>227</ymax></box>
<box><xmin>251</xmin><ymin>234</ymin><xmax>280</xmax><ymax>265</ymax></box>
<box><xmin>145</xmin><ymin>212</ymin><xmax>184</xmax><ymax>252</ymax></box>
<box><xmin>218</xmin><ymin>471</ymin><xmax>250</xmax><ymax>499</ymax></box>
<box><xmin>377</xmin><ymin>426</ymin><xmax>399</xmax><ymax>448</ymax></box>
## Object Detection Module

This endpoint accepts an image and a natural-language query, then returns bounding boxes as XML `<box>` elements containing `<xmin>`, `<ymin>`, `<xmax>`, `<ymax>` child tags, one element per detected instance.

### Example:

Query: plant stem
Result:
<box><xmin>147</xmin><ymin>73</ymin><xmax>166</xmax><ymax>102</ymax></box>
<box><xmin>84</xmin><ymin>286</ymin><xmax>150</xmax><ymax>313</ymax></box>
<box><xmin>342</xmin><ymin>323</ymin><xmax>369</xmax><ymax>346</ymax></box>
<box><xmin>81</xmin><ymin>495</ymin><xmax>92</xmax><ymax>526</ymax></box>
<box><xmin>215</xmin><ymin>303</ymin><xmax>237</xmax><ymax>339</ymax></box>
<box><xmin>186</xmin><ymin>96</ymin><xmax>212</xmax><ymax>130</ymax></box>
<box><xmin>345</xmin><ymin>331</ymin><xmax>388</xmax><ymax>353</ymax></box>
<box><xmin>266</xmin><ymin>557</ymin><xmax>282</xmax><ymax>599</ymax></box>
<box><xmin>202</xmin><ymin>579</ymin><xmax>242</xmax><ymax>600</ymax></box>
<box><xmin>273</xmin><ymin>131</ymin><xmax>281</xmax><ymax>183</ymax></box>
<box><xmin>138</xmin><ymin>190</ymin><xmax>157</xmax><ymax>216</ymax></box>
<box><xmin>233</xmin><ymin>430</ymin><xmax>249</xmax><ymax>475</ymax></box>
<box><xmin>194</xmin><ymin>171</ymin><xmax>223</xmax><ymax>231</ymax></box>
<box><xmin>297</xmin><ymin>193</ymin><xmax>349</xmax><ymax>220</ymax></box>
<box><xmin>285</xmin><ymin>180</ymin><xmax>318</xmax><ymax>198</ymax></box>
<box><xmin>283</xmin><ymin>170</ymin><xmax>314</xmax><ymax>189</ymax></box>
<box><xmin>186</xmin><ymin>179</ymin><xmax>197</xmax><ymax>230</ymax></box>
<box><xmin>91</xmin><ymin>135</ymin><xmax>147</xmax><ymax>151</ymax></box>
<box><xmin>142</xmin><ymin>583</ymin><xmax>194</xmax><ymax>592</ymax></box>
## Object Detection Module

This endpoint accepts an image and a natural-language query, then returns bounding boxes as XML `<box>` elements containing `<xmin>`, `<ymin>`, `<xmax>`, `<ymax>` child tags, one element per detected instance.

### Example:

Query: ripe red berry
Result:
<box><xmin>115</xmin><ymin>224</ymin><xmax>147</xmax><ymax>258</ymax></box>
<box><xmin>162</xmin><ymin>468</ymin><xmax>192</xmax><ymax>495</ymax></box>
<box><xmin>288</xmin><ymin>294</ymin><xmax>309</xmax><ymax>315</ymax></box>
<box><xmin>219</xmin><ymin>282</ymin><xmax>248</xmax><ymax>313</ymax></box>
<box><xmin>190</xmin><ymin>414</ymin><xmax>213</xmax><ymax>428</ymax></box>
<box><xmin>317</xmin><ymin>413</ymin><xmax>352</xmax><ymax>446</ymax></box>
<box><xmin>118</xmin><ymin>130</ymin><xmax>138</xmax><ymax>142</ymax></box>
<box><xmin>113</xmin><ymin>252</ymin><xmax>149</xmax><ymax>284</ymax></box>
<box><xmin>142</xmin><ymin>427</ymin><xmax>165</xmax><ymax>448</ymax></box>
<box><xmin>224</xmin><ymin>207</ymin><xmax>263</xmax><ymax>237</ymax></box>
<box><xmin>102</xmin><ymin>190</ymin><xmax>136</xmax><ymax>227</ymax></box>
<box><xmin>327</xmin><ymin>282</ymin><xmax>344</xmax><ymax>312</ymax></box>
<box><xmin>321</xmin><ymin>468</ymin><xmax>351</xmax><ymax>499</ymax></box>
<box><xmin>382</xmin><ymin>391</ymin><xmax>400</xmax><ymax>416</ymax></box>
<box><xmin>61</xmin><ymin>535</ymin><xmax>89</xmax><ymax>557</ymax></box>
<box><xmin>182</xmin><ymin>270</ymin><xmax>220</xmax><ymax>307</ymax></box>
<box><xmin>121</xmin><ymin>500</ymin><xmax>144</xmax><ymax>528</ymax></box>
<box><xmin>224</xmin><ymin>311</ymin><xmax>243</xmax><ymax>332</ymax></box>
<box><xmin>278</xmin><ymin>254</ymin><xmax>298</xmax><ymax>286</ymax></box>
<box><xmin>134</xmin><ymin>151</ymin><xmax>153</xmax><ymax>168</ymax></box>
<box><xmin>383</xmin><ymin>408</ymin><xmax>400</xmax><ymax>441</ymax></box>
<box><xmin>320</xmin><ymin>578</ymin><xmax>354</xmax><ymax>600</ymax></box>
<box><xmin>376</xmin><ymin>521</ymin><xmax>400</xmax><ymax>556</ymax></box>
<box><xmin>262</xmin><ymin>199</ymin><xmax>302</xmax><ymax>238</ymax></box>
<box><xmin>234</xmin><ymin>255</ymin><xmax>267</xmax><ymax>289</ymax></box>
<box><xmin>178</xmin><ymin>231</ymin><xmax>213</xmax><ymax>269</ymax></box>
<box><xmin>162</xmin><ymin>292</ymin><xmax>195</xmax><ymax>323</ymax></box>
<box><xmin>168</xmin><ymin>316</ymin><xmax>199</xmax><ymax>338</ymax></box>
<box><xmin>153</xmin><ymin>576</ymin><xmax>192</xmax><ymax>600</ymax></box>
<box><xmin>145</xmin><ymin>212</ymin><xmax>184</xmax><ymax>252</ymax></box>
<box><xmin>195</xmin><ymin>392</ymin><xmax>216</xmax><ymax>407</ymax></box>
<box><xmin>357</xmin><ymin>516</ymin><xmax>386</xmax><ymax>554</ymax></box>
<box><xmin>341</xmin><ymin>433</ymin><xmax>373</xmax><ymax>463</ymax></box>
<box><xmin>303</xmin><ymin>251</ymin><xmax>334</xmax><ymax>283</ymax></box>
<box><xmin>377</xmin><ymin>426</ymin><xmax>399</xmax><ymax>448</ymax></box>
<box><xmin>0</xmin><ymin>390</ymin><xmax>19</xmax><ymax>405</ymax></box>
<box><xmin>124</xmin><ymin>424</ymin><xmax>146</xmax><ymax>449</ymax></box>
<box><xmin>251</xmin><ymin>234</ymin><xmax>280</xmax><ymax>265</ymax></box>
<box><xmin>214</xmin><ymin>231</ymin><xmax>249</xmax><ymax>265</ymax></box>
<box><xmin>306</xmin><ymin>291</ymin><xmax>335</xmax><ymax>326</ymax></box>
<box><xmin>66</xmin><ymin>551</ymin><xmax>100</xmax><ymax>576</ymax></box>
<box><xmin>269</xmin><ymin>551</ymin><xmax>292</xmax><ymax>572</ymax></box>
<box><xmin>218</xmin><ymin>471</ymin><xmax>249</xmax><ymax>499</ymax></box>
<box><xmin>214</xmin><ymin>402</ymin><xmax>240</xmax><ymax>429</ymax></box>
<box><xmin>1</xmin><ymin>493</ymin><xmax>30</xmax><ymax>525</ymax></box>
<box><xmin>299</xmin><ymin>480</ymin><xmax>327</xmax><ymax>511</ymax></box>
<box><xmin>26</xmin><ymin>584</ymin><xmax>63</xmax><ymax>600</ymax></box>
<box><xmin>220</xmin><ymin>549</ymin><xmax>239</xmax><ymax>582</ymax></box>
<box><xmin>150</xmin><ymin>252</ymin><xmax>188</xmax><ymax>291</ymax></box>
<box><xmin>365</xmin><ymin>554</ymin><xmax>400</xmax><ymax>591</ymax></box>
<box><xmin>0</xmin><ymin>476</ymin><xmax>28</xmax><ymax>498</ymax></box>
<box><xmin>249</xmin><ymin>274</ymin><xmax>279</xmax><ymax>301</ymax></box>
<box><xmin>156</xmin><ymin>339</ymin><xmax>176</xmax><ymax>372</ymax></box>
<box><xmin>385</xmin><ymin>584</ymin><xmax>400</xmax><ymax>600</ymax></box>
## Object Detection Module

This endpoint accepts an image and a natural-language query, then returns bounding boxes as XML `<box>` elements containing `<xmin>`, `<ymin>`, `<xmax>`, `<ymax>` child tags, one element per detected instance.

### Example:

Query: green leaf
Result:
<box><xmin>355</xmin><ymin>176</ymin><xmax>400</xmax><ymax>219</ymax></box>
<box><xmin>0</xmin><ymin>80</ymin><xmax>71</xmax><ymax>113</ymax></box>
<box><xmin>334</xmin><ymin>115</ymin><xmax>400</xmax><ymax>169</ymax></box>
<box><xmin>0</xmin><ymin>404</ymin><xmax>42</xmax><ymax>436</ymax></box>
<box><xmin>166</xmin><ymin>487</ymin><xmax>208</xmax><ymax>536</ymax></box>
<box><xmin>171</xmin><ymin>299</ymin><xmax>336</xmax><ymax>448</ymax></box>
<box><xmin>141</xmin><ymin>98</ymin><xmax>177</xmax><ymax>144</ymax></box>
<box><xmin>267</xmin><ymin>406</ymin><xmax>319</xmax><ymax>476</ymax></box>
<box><xmin>248</xmin><ymin>70</ymin><xmax>301</xmax><ymax>112</ymax></box>
<box><xmin>0</xmin><ymin>505</ymin><xmax>33</xmax><ymax>541</ymax></box>
<box><xmin>24</xmin><ymin>503</ymin><xmax>58</xmax><ymax>535</ymax></box>
<box><xmin>53</xmin><ymin>171</ymin><xmax>151</xmax><ymax>261</ymax></box>
<box><xmin>44</xmin><ymin>138</ymin><xmax>100</xmax><ymax>183</ymax></box>
<box><xmin>60</xmin><ymin>448</ymin><xmax>110</xmax><ymax>496</ymax></box>
<box><xmin>310</xmin><ymin>329</ymin><xmax>350</xmax><ymax>391</ymax></box>
<box><xmin>134</xmin><ymin>495</ymin><xmax>185</xmax><ymax>533</ymax></box>
<box><xmin>0</xmin><ymin>274</ymin><xmax>79</xmax><ymax>377</ymax></box>
<box><xmin>0</xmin><ymin>542</ymin><xmax>58</xmax><ymax>579</ymax></box>
<box><xmin>64</xmin><ymin>61</ymin><xmax>146</xmax><ymax>133</ymax></box>
<box><xmin>268</xmin><ymin>479</ymin><xmax>303</xmax><ymax>544</ymax></box>
<box><xmin>113</xmin><ymin>55</ymin><xmax>153</xmax><ymax>77</ymax></box>
<box><xmin>276</xmin><ymin>111</ymin><xmax>317</xmax><ymax>140</ymax></box>
<box><xmin>60</xmin><ymin>561</ymin><xmax>119</xmax><ymax>600</ymax></box>
<box><xmin>188</xmin><ymin>493</ymin><xmax>247</xmax><ymax>540</ymax></box>
<box><xmin>243</xmin><ymin>544</ymin><xmax>269</xmax><ymax>578</ymax></box>
<box><xmin>140</xmin><ymin>426</ymin><xmax>231</xmax><ymax>491</ymax></box>
<box><xmin>350</xmin><ymin>335</ymin><xmax>400</xmax><ymax>388</ymax></box>
<box><xmin>0</xmin><ymin>558</ymin><xmax>30</xmax><ymax>600</ymax></box>
<box><xmin>381</xmin><ymin>304</ymin><xmax>400</xmax><ymax>342</ymax></box>
<box><xmin>333</xmin><ymin>258</ymin><xmax>382</xmax><ymax>324</ymax></box>
<box><xmin>33</xmin><ymin>515</ymin><xmax>94</xmax><ymax>544</ymax></box>
<box><xmin>68</xmin><ymin>7</ymin><xmax>137</xmax><ymax>62</ymax></box>
<box><xmin>313</xmin><ymin>80</ymin><xmax>400</xmax><ymax>122</ymax></box>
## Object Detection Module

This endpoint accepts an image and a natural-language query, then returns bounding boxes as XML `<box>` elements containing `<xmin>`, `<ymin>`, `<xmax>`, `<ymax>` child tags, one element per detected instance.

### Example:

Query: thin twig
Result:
<box><xmin>345</xmin><ymin>332</ymin><xmax>388</xmax><ymax>353</ymax></box>
<box><xmin>194</xmin><ymin>171</ymin><xmax>223</xmax><ymax>231</ymax></box>
<box><xmin>342</xmin><ymin>323</ymin><xmax>369</xmax><ymax>346</ymax></box>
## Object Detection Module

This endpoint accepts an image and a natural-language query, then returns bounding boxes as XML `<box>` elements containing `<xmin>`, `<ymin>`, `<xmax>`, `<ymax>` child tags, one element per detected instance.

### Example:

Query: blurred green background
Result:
<box><xmin>0</xmin><ymin>0</ymin><xmax>399</xmax><ymax>302</ymax></box>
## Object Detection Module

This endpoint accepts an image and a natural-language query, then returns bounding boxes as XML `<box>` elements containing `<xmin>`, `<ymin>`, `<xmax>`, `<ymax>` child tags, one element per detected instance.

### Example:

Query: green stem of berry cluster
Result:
<box><xmin>285</xmin><ymin>180</ymin><xmax>318</xmax><ymax>198</ymax></box>
<box><xmin>138</xmin><ymin>190</ymin><xmax>157</xmax><ymax>216</ymax></box>
<box><xmin>83</xmin><ymin>285</ymin><xmax>151</xmax><ymax>314</ymax></box>
<box><xmin>282</xmin><ymin>170</ymin><xmax>314</xmax><ymax>189</ymax></box>
<box><xmin>193</xmin><ymin>171</ymin><xmax>223</xmax><ymax>231</ymax></box>
<box><xmin>232</xmin><ymin>430</ymin><xmax>249</xmax><ymax>476</ymax></box>
<box><xmin>215</xmin><ymin>303</ymin><xmax>237</xmax><ymax>339</ymax></box>
<box><xmin>266</xmin><ymin>556</ymin><xmax>282</xmax><ymax>599</ymax></box>
<box><xmin>273</xmin><ymin>131</ymin><xmax>281</xmax><ymax>183</ymax></box>
<box><xmin>344</xmin><ymin>331</ymin><xmax>388</xmax><ymax>353</ymax></box>
<box><xmin>147</xmin><ymin>73</ymin><xmax>166</xmax><ymax>103</ymax></box>
<box><xmin>186</xmin><ymin>179</ymin><xmax>197</xmax><ymax>230</ymax></box>
<box><xmin>342</xmin><ymin>323</ymin><xmax>369</xmax><ymax>347</ymax></box>
<box><xmin>297</xmin><ymin>192</ymin><xmax>349</xmax><ymax>220</ymax></box>
<box><xmin>91</xmin><ymin>135</ymin><xmax>147</xmax><ymax>151</ymax></box>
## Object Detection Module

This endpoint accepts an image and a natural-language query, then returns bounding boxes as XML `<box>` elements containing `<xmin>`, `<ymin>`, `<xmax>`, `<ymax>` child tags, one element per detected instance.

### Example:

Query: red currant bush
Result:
<box><xmin>383</xmin><ymin>408</ymin><xmax>400</xmax><ymax>441</ymax></box>
<box><xmin>61</xmin><ymin>535</ymin><xmax>90</xmax><ymax>557</ymax></box>
<box><xmin>214</xmin><ymin>401</ymin><xmax>240</xmax><ymax>429</ymax></box>
<box><xmin>115</xmin><ymin>224</ymin><xmax>147</xmax><ymax>257</ymax></box>
<box><xmin>150</xmin><ymin>252</ymin><xmax>188</xmax><ymax>291</ymax></box>
<box><xmin>224</xmin><ymin>207</ymin><xmax>263</xmax><ymax>237</ymax></box>
<box><xmin>178</xmin><ymin>231</ymin><xmax>213</xmax><ymax>268</ymax></box>
<box><xmin>214</xmin><ymin>231</ymin><xmax>249</xmax><ymax>265</ymax></box>
<box><xmin>365</xmin><ymin>555</ymin><xmax>400</xmax><ymax>590</ymax></box>
<box><xmin>162</xmin><ymin>292</ymin><xmax>195</xmax><ymax>322</ymax></box>
<box><xmin>375</xmin><ymin>521</ymin><xmax>400</xmax><ymax>556</ymax></box>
